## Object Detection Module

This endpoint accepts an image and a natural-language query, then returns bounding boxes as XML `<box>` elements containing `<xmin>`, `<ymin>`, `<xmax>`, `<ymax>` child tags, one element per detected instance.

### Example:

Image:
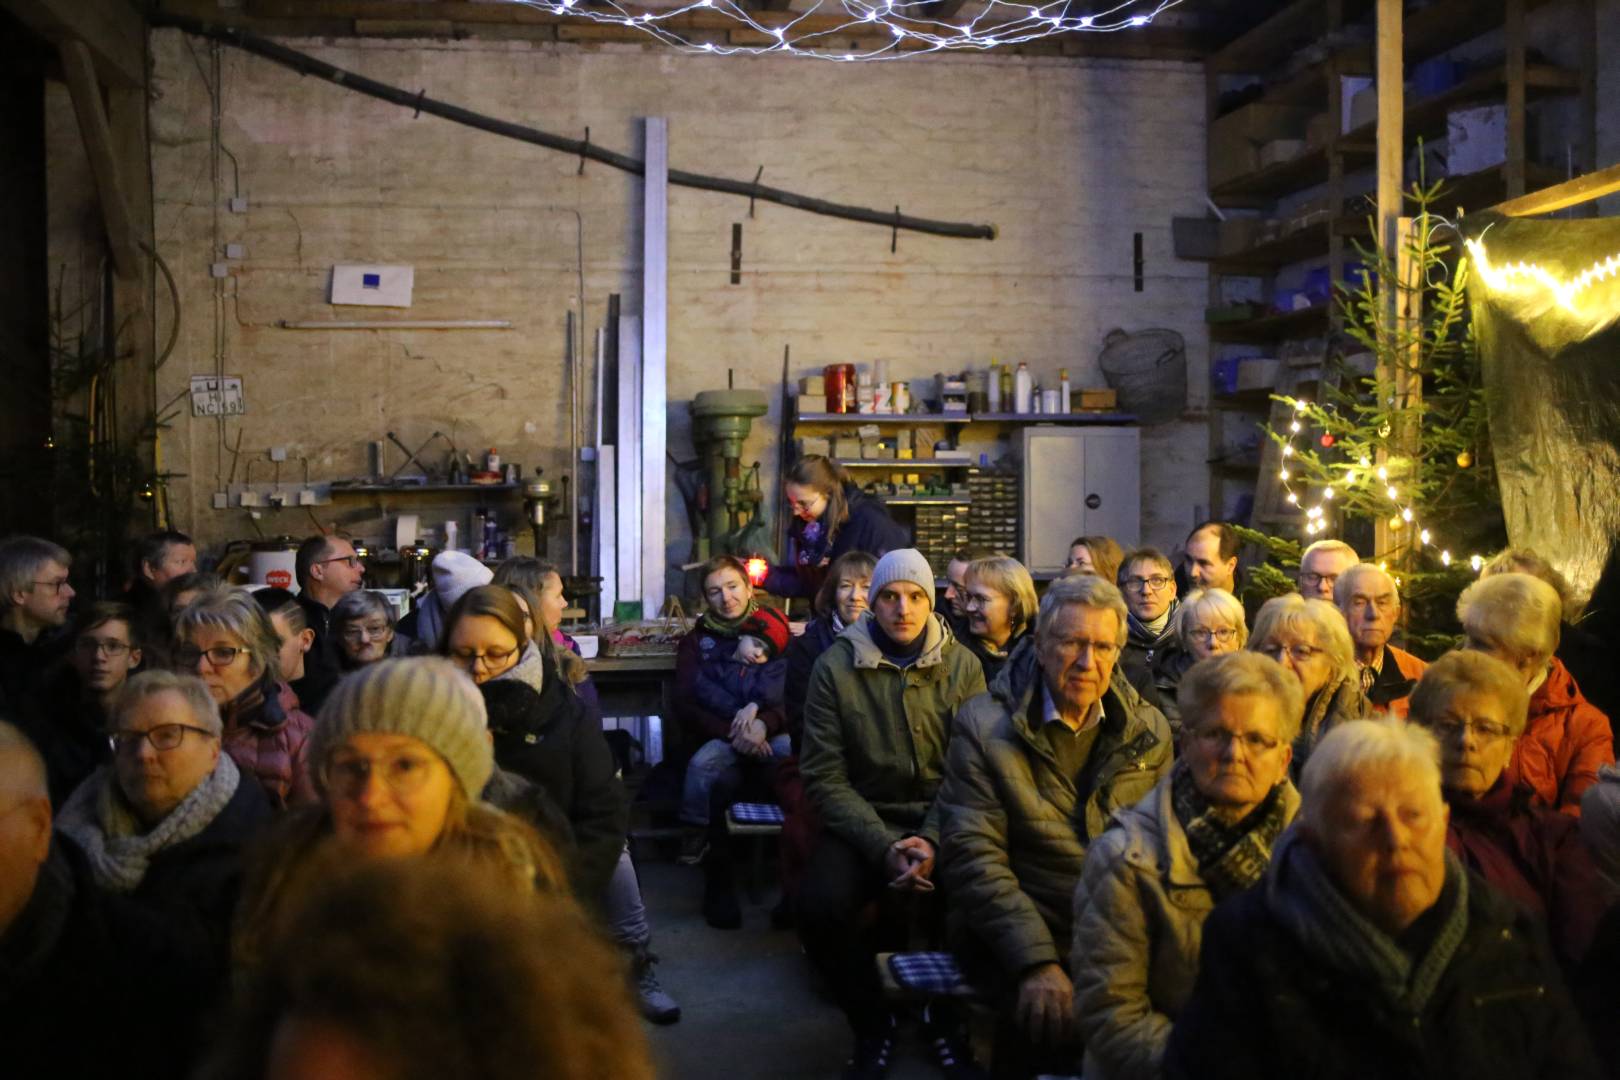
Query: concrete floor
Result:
<box><xmin>636</xmin><ymin>858</ymin><xmax>943</xmax><ymax>1080</ymax></box>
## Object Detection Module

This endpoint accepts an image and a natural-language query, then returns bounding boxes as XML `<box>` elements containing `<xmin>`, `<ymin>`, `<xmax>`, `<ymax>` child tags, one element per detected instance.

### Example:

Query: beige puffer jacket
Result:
<box><xmin>1071</xmin><ymin>771</ymin><xmax>1300</xmax><ymax>1080</ymax></box>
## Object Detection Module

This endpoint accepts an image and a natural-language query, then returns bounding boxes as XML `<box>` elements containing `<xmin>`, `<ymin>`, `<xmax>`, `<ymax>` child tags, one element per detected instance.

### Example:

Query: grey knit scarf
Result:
<box><xmin>56</xmin><ymin>753</ymin><xmax>242</xmax><ymax>894</ymax></box>
<box><xmin>1265</xmin><ymin>827</ymin><xmax>1469</xmax><ymax>1014</ymax></box>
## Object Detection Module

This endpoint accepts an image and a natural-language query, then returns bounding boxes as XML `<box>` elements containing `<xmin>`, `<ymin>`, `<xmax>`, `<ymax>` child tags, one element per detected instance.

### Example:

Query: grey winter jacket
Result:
<box><xmin>938</xmin><ymin>639</ymin><xmax>1172</xmax><ymax>977</ymax></box>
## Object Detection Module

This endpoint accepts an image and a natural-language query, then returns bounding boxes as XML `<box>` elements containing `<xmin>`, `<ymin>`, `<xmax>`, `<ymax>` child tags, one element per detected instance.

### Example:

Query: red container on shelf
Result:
<box><xmin>824</xmin><ymin>364</ymin><xmax>856</xmax><ymax>413</ymax></box>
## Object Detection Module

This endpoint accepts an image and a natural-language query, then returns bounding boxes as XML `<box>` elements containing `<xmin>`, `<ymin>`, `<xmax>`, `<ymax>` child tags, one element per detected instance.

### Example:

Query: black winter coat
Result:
<box><xmin>1164</xmin><ymin>869</ymin><xmax>1601</xmax><ymax>1080</ymax></box>
<box><xmin>957</xmin><ymin>626</ymin><xmax>1032</xmax><ymax>686</ymax></box>
<box><xmin>134</xmin><ymin>769</ymin><xmax>273</xmax><ymax>973</ymax></box>
<box><xmin>1</xmin><ymin>838</ymin><xmax>214</xmax><ymax>1079</ymax></box>
<box><xmin>763</xmin><ymin>484</ymin><xmax>908</xmax><ymax>598</ymax></box>
<box><xmin>481</xmin><ymin>649</ymin><xmax>627</xmax><ymax>907</ymax></box>
<box><xmin>785</xmin><ymin>614</ymin><xmax>842</xmax><ymax>747</ymax></box>
<box><xmin>18</xmin><ymin>666</ymin><xmax>112</xmax><ymax>808</ymax></box>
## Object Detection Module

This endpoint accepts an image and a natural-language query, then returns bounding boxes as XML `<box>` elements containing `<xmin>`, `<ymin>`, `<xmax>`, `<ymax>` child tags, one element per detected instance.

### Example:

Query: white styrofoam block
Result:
<box><xmin>331</xmin><ymin>264</ymin><xmax>414</xmax><ymax>307</ymax></box>
<box><xmin>225</xmin><ymin>243</ymin><xmax>245</xmax><ymax>259</ymax></box>
<box><xmin>1448</xmin><ymin>105</ymin><xmax>1507</xmax><ymax>176</ymax></box>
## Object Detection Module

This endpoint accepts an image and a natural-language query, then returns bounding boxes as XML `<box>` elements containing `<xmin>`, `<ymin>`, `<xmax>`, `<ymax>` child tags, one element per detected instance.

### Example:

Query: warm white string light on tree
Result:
<box><xmin>1272</xmin><ymin>395</ymin><xmax>1484</xmax><ymax>573</ymax></box>
<box><xmin>508</xmin><ymin>0</ymin><xmax>1183</xmax><ymax>59</ymax></box>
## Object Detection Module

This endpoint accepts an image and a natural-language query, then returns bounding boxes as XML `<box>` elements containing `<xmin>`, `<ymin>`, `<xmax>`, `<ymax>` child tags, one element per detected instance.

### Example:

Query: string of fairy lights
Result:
<box><xmin>507</xmin><ymin>0</ymin><xmax>1183</xmax><ymax>59</ymax></box>
<box><xmin>1272</xmin><ymin>396</ymin><xmax>1486</xmax><ymax>576</ymax></box>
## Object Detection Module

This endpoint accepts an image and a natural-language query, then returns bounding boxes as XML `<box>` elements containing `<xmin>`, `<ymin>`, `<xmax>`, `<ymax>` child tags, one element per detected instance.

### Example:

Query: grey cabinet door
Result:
<box><xmin>1021</xmin><ymin>427</ymin><xmax>1140</xmax><ymax>573</ymax></box>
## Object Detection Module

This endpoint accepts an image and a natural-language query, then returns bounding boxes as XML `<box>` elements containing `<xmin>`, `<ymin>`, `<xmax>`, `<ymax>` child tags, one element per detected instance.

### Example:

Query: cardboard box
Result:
<box><xmin>797</xmin><ymin>436</ymin><xmax>831</xmax><ymax>457</ymax></box>
<box><xmin>1172</xmin><ymin>217</ymin><xmax>1221</xmax><ymax>259</ymax></box>
<box><xmin>832</xmin><ymin>437</ymin><xmax>862</xmax><ymax>459</ymax></box>
<box><xmin>1258</xmin><ymin>138</ymin><xmax>1307</xmax><ymax>168</ymax></box>
<box><xmin>1218</xmin><ymin>217</ymin><xmax>1269</xmax><ymax>255</ymax></box>
<box><xmin>1076</xmin><ymin>388</ymin><xmax>1119</xmax><ymax>411</ymax></box>
<box><xmin>799</xmin><ymin>376</ymin><xmax>825</xmax><ymax>396</ymax></box>
<box><xmin>1235</xmin><ymin>357</ymin><xmax>1281</xmax><ymax>391</ymax></box>
<box><xmin>1209</xmin><ymin>102</ymin><xmax>1315</xmax><ymax>187</ymax></box>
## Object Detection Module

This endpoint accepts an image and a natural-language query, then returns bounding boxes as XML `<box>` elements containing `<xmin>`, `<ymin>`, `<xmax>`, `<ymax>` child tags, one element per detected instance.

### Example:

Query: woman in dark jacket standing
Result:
<box><xmin>763</xmin><ymin>455</ymin><xmax>908</xmax><ymax>598</ymax></box>
<box><xmin>784</xmin><ymin>551</ymin><xmax>876</xmax><ymax>739</ymax></box>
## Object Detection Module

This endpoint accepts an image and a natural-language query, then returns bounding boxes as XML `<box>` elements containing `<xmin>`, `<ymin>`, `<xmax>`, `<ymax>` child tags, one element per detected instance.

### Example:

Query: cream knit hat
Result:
<box><xmin>312</xmin><ymin>657</ymin><xmax>493</xmax><ymax>799</ymax></box>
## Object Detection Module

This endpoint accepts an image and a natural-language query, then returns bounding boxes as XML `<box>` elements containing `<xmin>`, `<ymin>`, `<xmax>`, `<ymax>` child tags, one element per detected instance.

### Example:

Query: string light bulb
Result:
<box><xmin>1465</xmin><ymin>237</ymin><xmax>1620</xmax><ymax>315</ymax></box>
<box><xmin>510</xmin><ymin>0</ymin><xmax>1184</xmax><ymax>59</ymax></box>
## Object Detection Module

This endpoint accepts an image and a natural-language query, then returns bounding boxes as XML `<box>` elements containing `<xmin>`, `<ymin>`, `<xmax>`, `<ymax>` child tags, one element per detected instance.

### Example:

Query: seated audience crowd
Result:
<box><xmin>0</xmin><ymin>524</ymin><xmax>1616</xmax><ymax>1080</ymax></box>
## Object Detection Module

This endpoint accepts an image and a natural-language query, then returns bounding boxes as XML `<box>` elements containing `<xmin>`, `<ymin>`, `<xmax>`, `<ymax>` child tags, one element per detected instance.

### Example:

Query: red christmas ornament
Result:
<box><xmin>1319</xmin><ymin>433</ymin><xmax>1336</xmax><ymax>448</ymax></box>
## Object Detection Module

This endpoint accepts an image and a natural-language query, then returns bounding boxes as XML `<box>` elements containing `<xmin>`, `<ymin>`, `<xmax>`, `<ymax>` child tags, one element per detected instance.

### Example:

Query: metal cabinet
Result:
<box><xmin>1021</xmin><ymin>426</ymin><xmax>1140</xmax><ymax>574</ymax></box>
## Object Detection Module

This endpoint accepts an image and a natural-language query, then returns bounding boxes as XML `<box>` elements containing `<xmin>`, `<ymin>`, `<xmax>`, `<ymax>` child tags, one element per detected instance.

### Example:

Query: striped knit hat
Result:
<box><xmin>312</xmin><ymin>657</ymin><xmax>493</xmax><ymax>799</ymax></box>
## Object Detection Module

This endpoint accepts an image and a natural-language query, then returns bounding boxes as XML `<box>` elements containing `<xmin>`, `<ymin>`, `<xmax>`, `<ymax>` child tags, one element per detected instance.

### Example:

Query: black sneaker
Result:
<box><xmin>842</xmin><ymin>1017</ymin><xmax>897</xmax><ymax>1080</ymax></box>
<box><xmin>924</xmin><ymin>1004</ymin><xmax>988</xmax><ymax>1080</ymax></box>
<box><xmin>677</xmin><ymin>829</ymin><xmax>710</xmax><ymax>865</ymax></box>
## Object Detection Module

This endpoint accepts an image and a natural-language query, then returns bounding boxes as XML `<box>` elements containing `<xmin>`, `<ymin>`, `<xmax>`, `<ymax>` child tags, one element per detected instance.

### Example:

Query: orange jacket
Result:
<box><xmin>1505</xmin><ymin>656</ymin><xmax>1616</xmax><ymax>817</ymax></box>
<box><xmin>1374</xmin><ymin>645</ymin><xmax>1429</xmax><ymax>720</ymax></box>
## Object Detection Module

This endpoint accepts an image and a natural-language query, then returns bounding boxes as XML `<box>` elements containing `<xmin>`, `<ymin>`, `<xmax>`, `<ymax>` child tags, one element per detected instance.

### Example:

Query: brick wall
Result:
<box><xmin>145</xmin><ymin>30</ymin><xmax>1213</xmax><ymax>578</ymax></box>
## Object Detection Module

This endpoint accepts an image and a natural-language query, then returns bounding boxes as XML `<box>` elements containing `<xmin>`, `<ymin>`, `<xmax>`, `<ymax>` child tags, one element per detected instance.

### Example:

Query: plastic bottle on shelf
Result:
<box><xmin>987</xmin><ymin>360</ymin><xmax>1002</xmax><ymax>412</ymax></box>
<box><xmin>486</xmin><ymin>447</ymin><xmax>500</xmax><ymax>472</ymax></box>
<box><xmin>1000</xmin><ymin>366</ymin><xmax>1013</xmax><ymax>409</ymax></box>
<box><xmin>1013</xmin><ymin>362</ymin><xmax>1033</xmax><ymax>414</ymax></box>
<box><xmin>1059</xmin><ymin>368</ymin><xmax>1072</xmax><ymax>413</ymax></box>
<box><xmin>444</xmin><ymin>520</ymin><xmax>460</xmax><ymax>552</ymax></box>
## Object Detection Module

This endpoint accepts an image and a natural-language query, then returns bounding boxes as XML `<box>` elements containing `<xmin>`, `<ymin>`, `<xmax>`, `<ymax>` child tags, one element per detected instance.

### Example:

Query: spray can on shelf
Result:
<box><xmin>987</xmin><ymin>360</ymin><xmax>1002</xmax><ymax>412</ymax></box>
<box><xmin>1013</xmin><ymin>362</ymin><xmax>1033</xmax><ymax>414</ymax></box>
<box><xmin>1059</xmin><ymin>368</ymin><xmax>1072</xmax><ymax>413</ymax></box>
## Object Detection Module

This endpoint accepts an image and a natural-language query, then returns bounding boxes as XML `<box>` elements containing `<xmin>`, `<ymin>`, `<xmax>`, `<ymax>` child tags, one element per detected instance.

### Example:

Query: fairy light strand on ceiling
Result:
<box><xmin>1275</xmin><ymin>397</ymin><xmax>1484</xmax><ymax>574</ymax></box>
<box><xmin>508</xmin><ymin>0</ymin><xmax>1183</xmax><ymax>60</ymax></box>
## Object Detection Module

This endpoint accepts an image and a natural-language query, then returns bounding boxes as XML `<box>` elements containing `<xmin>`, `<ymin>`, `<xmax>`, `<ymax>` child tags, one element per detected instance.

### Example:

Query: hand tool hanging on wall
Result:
<box><xmin>386</xmin><ymin>430</ymin><xmax>449</xmax><ymax>481</ymax></box>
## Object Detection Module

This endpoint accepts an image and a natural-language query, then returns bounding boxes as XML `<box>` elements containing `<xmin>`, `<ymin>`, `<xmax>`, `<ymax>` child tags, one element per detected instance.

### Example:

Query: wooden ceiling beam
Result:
<box><xmin>57</xmin><ymin>38</ymin><xmax>141</xmax><ymax>277</ymax></box>
<box><xmin>1</xmin><ymin>0</ymin><xmax>144</xmax><ymax>87</ymax></box>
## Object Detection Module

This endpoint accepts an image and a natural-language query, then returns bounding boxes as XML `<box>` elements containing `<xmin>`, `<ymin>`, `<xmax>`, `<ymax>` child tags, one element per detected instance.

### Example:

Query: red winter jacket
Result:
<box><xmin>221</xmin><ymin>678</ymin><xmax>317</xmax><ymax>811</ymax></box>
<box><xmin>1505</xmin><ymin>657</ymin><xmax>1615</xmax><ymax>817</ymax></box>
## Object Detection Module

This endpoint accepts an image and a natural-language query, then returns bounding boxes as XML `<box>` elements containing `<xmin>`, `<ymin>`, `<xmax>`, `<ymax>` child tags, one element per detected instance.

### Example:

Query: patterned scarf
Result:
<box><xmin>1170</xmin><ymin>759</ymin><xmax>1291</xmax><ymax>899</ymax></box>
<box><xmin>700</xmin><ymin>598</ymin><xmax>759</xmax><ymax>637</ymax></box>
<box><xmin>56</xmin><ymin>753</ymin><xmax>242</xmax><ymax>894</ymax></box>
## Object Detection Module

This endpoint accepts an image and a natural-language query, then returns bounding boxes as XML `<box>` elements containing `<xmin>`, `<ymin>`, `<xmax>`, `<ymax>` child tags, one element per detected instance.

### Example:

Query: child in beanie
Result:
<box><xmin>692</xmin><ymin>606</ymin><xmax>790</xmax><ymax>739</ymax></box>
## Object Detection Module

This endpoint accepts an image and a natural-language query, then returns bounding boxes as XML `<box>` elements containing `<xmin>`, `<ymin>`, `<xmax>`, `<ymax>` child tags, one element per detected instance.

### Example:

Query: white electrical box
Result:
<box><xmin>331</xmin><ymin>264</ymin><xmax>414</xmax><ymax>307</ymax></box>
<box><xmin>1020</xmin><ymin>426</ymin><xmax>1141</xmax><ymax>574</ymax></box>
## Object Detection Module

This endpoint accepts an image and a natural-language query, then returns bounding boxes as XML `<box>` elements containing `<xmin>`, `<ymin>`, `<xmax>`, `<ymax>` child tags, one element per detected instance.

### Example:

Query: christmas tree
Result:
<box><xmin>1237</xmin><ymin>170</ymin><xmax>1508</xmax><ymax>655</ymax></box>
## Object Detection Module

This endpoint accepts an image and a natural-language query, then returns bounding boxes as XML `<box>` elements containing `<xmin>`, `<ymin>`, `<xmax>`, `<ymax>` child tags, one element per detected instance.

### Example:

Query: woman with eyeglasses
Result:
<box><xmin>440</xmin><ymin>585</ymin><xmax>627</xmax><ymax>912</ymax></box>
<box><xmin>762</xmin><ymin>454</ymin><xmax>908</xmax><ymax>598</ymax></box>
<box><xmin>173</xmin><ymin>587</ymin><xmax>316</xmax><ymax>810</ymax></box>
<box><xmin>1245</xmin><ymin>593</ymin><xmax>1368</xmax><ymax>776</ymax></box>
<box><xmin>331</xmin><ymin>590</ymin><xmax>413</xmax><ymax>671</ymax></box>
<box><xmin>56</xmin><ymin>670</ymin><xmax>272</xmax><ymax>984</ymax></box>
<box><xmin>1158</xmin><ymin>589</ymin><xmax>1248</xmax><ymax>734</ymax></box>
<box><xmin>1073</xmin><ymin>652</ymin><xmax>1300</xmax><ymax>1080</ymax></box>
<box><xmin>232</xmin><ymin>657</ymin><xmax>569</xmax><ymax>971</ymax></box>
<box><xmin>1409</xmin><ymin>650</ymin><xmax>1604</xmax><ymax>971</ymax></box>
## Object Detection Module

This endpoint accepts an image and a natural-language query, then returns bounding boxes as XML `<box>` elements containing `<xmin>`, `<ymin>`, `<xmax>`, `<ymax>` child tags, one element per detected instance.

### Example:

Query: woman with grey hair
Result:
<box><xmin>1164</xmin><ymin>718</ymin><xmax>1600</xmax><ymax>1080</ymax></box>
<box><xmin>331</xmin><ymin>590</ymin><xmax>413</xmax><ymax>671</ymax></box>
<box><xmin>56</xmin><ymin>670</ymin><xmax>272</xmax><ymax>969</ymax></box>
<box><xmin>174</xmin><ymin>586</ymin><xmax>316</xmax><ymax>809</ymax></box>
<box><xmin>1408</xmin><ymin>651</ymin><xmax>1605</xmax><ymax>970</ymax></box>
<box><xmin>1246</xmin><ymin>594</ymin><xmax>1368</xmax><ymax>775</ymax></box>
<box><xmin>1457</xmin><ymin>572</ymin><xmax>1614</xmax><ymax>815</ymax></box>
<box><xmin>1158</xmin><ymin>588</ymin><xmax>1249</xmax><ymax>732</ymax></box>
<box><xmin>1073</xmin><ymin>652</ymin><xmax>1300</xmax><ymax>1080</ymax></box>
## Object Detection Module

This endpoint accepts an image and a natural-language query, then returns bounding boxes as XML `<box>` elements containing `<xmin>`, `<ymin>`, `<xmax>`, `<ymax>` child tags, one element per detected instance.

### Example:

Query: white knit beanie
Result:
<box><xmin>868</xmin><ymin>548</ymin><xmax>937</xmax><ymax>609</ymax></box>
<box><xmin>432</xmin><ymin>550</ymin><xmax>493</xmax><ymax>610</ymax></box>
<box><xmin>312</xmin><ymin>657</ymin><xmax>494</xmax><ymax>799</ymax></box>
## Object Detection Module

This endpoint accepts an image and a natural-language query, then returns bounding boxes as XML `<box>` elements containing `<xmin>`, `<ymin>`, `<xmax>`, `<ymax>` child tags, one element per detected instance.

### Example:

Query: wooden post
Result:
<box><xmin>1505</xmin><ymin>0</ymin><xmax>1527</xmax><ymax>198</ymax></box>
<box><xmin>58</xmin><ymin>39</ymin><xmax>140</xmax><ymax>278</ymax></box>
<box><xmin>1373</xmin><ymin>0</ymin><xmax>1403</xmax><ymax>559</ymax></box>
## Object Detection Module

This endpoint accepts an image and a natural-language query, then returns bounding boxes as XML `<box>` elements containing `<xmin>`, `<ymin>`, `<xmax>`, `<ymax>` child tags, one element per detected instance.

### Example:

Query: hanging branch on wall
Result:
<box><xmin>151</xmin><ymin>14</ymin><xmax>998</xmax><ymax>243</ymax></box>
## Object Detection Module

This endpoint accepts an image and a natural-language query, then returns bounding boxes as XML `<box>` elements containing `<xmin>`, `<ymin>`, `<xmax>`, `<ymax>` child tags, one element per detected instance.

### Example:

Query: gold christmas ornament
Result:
<box><xmin>1456</xmin><ymin>450</ymin><xmax>1473</xmax><ymax>469</ymax></box>
<box><xmin>1388</xmin><ymin>514</ymin><xmax>1406</xmax><ymax>532</ymax></box>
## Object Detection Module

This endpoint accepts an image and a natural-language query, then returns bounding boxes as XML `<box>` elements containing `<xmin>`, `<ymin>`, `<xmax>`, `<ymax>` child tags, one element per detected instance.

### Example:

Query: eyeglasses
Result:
<box><xmin>31</xmin><ymin>578</ymin><xmax>71</xmax><ymax>594</ymax></box>
<box><xmin>176</xmin><ymin>644</ymin><xmax>244</xmax><ymax>668</ymax></box>
<box><xmin>76</xmin><ymin>637</ymin><xmax>133</xmax><ymax>658</ymax></box>
<box><xmin>1426</xmin><ymin>717</ymin><xmax>1514</xmax><ymax>742</ymax></box>
<box><xmin>1259</xmin><ymin>642</ymin><xmax>1324</xmax><ymax>664</ymax></box>
<box><xmin>449</xmin><ymin>646</ymin><xmax>518</xmax><ymax>671</ymax></box>
<box><xmin>1188</xmin><ymin>627</ymin><xmax>1238</xmax><ymax>645</ymax></box>
<box><xmin>1298</xmin><ymin>572</ymin><xmax>1339</xmax><ymax>589</ymax></box>
<box><xmin>1123</xmin><ymin>575</ymin><xmax>1172</xmax><ymax>593</ymax></box>
<box><xmin>341</xmin><ymin>622</ymin><xmax>393</xmax><ymax>643</ymax></box>
<box><xmin>110</xmin><ymin>723</ymin><xmax>215</xmax><ymax>753</ymax></box>
<box><xmin>1189</xmin><ymin>726</ymin><xmax>1281</xmax><ymax>754</ymax></box>
<box><xmin>324</xmin><ymin>752</ymin><xmax>437</xmax><ymax>799</ymax></box>
<box><xmin>319</xmin><ymin>555</ymin><xmax>363</xmax><ymax>569</ymax></box>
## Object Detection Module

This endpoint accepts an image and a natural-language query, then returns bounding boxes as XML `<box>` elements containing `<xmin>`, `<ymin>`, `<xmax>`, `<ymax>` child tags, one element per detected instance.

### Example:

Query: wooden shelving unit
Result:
<box><xmin>1196</xmin><ymin>0</ymin><xmax>1588</xmax><ymax>528</ymax></box>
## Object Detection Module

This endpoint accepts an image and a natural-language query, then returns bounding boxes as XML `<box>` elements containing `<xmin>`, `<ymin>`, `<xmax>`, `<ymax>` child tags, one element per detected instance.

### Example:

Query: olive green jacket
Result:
<box><xmin>800</xmin><ymin>612</ymin><xmax>987</xmax><ymax>866</ymax></box>
<box><xmin>938</xmin><ymin>640</ymin><xmax>1172</xmax><ymax>977</ymax></box>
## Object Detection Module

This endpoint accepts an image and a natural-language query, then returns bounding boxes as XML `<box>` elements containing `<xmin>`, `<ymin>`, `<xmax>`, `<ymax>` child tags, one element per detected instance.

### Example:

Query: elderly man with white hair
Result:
<box><xmin>939</xmin><ymin>573</ymin><xmax>1171</xmax><ymax>1075</ymax></box>
<box><xmin>1335</xmin><ymin>563</ymin><xmax>1428</xmax><ymax>719</ymax></box>
<box><xmin>1164</xmin><ymin>719</ymin><xmax>1600</xmax><ymax>1080</ymax></box>
<box><xmin>1295</xmin><ymin>539</ymin><xmax>1358</xmax><ymax>601</ymax></box>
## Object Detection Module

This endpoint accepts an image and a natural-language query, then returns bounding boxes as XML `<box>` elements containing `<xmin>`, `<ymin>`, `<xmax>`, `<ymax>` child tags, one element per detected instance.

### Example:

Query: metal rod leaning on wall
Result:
<box><xmin>149</xmin><ymin>14</ymin><xmax>999</xmax><ymax>243</ymax></box>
